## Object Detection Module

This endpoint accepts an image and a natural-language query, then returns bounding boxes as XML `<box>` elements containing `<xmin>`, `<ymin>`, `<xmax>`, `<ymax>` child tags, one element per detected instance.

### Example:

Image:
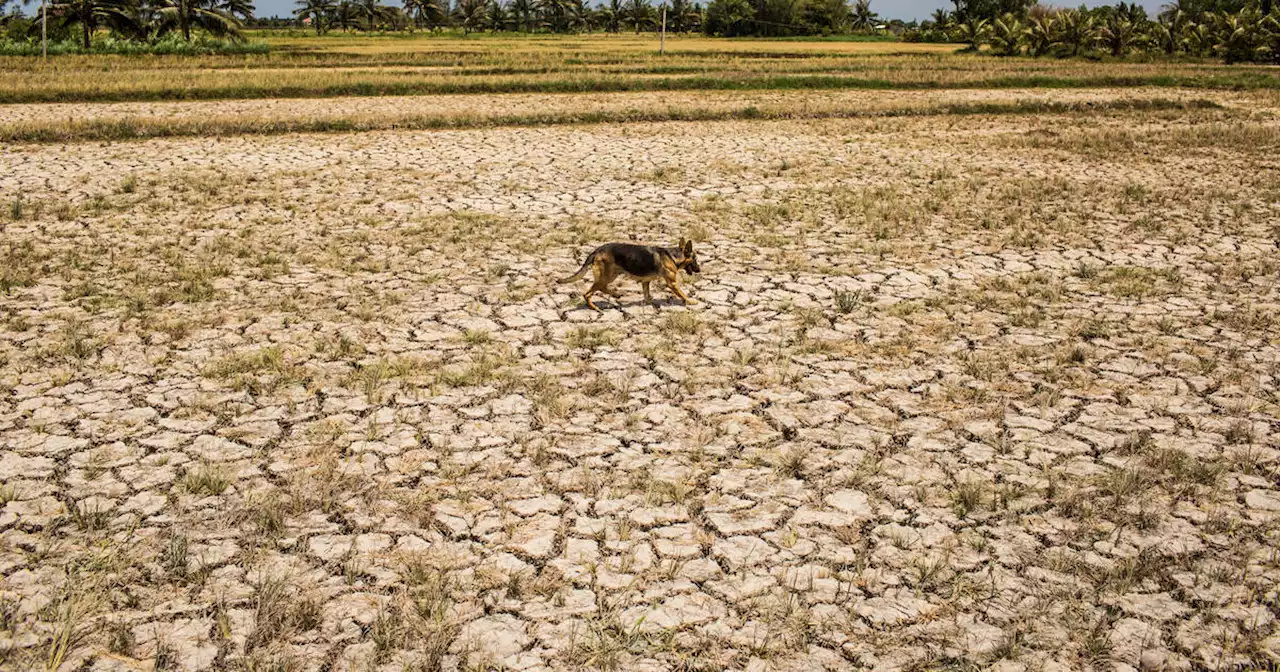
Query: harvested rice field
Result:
<box><xmin>1</xmin><ymin>34</ymin><xmax>1279</xmax><ymax>672</ymax></box>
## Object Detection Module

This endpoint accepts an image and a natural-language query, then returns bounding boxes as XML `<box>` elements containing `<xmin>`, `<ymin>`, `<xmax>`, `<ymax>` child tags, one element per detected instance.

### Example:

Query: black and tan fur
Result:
<box><xmin>558</xmin><ymin>240</ymin><xmax>701</xmax><ymax>311</ymax></box>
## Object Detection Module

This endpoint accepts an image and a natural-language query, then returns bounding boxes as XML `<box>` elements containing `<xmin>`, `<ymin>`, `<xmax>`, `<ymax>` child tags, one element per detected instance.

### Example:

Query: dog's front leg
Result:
<box><xmin>666</xmin><ymin>278</ymin><xmax>696</xmax><ymax>305</ymax></box>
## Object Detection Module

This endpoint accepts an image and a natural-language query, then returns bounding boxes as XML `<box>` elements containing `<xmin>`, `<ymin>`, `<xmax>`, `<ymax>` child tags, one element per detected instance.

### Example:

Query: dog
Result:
<box><xmin>558</xmin><ymin>239</ymin><xmax>701</xmax><ymax>311</ymax></box>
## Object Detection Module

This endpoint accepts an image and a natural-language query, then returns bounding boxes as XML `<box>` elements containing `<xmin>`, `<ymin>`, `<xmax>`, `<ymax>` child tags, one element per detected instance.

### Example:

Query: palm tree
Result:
<box><xmin>1025</xmin><ymin>13</ymin><xmax>1059</xmax><ymax>56</ymax></box>
<box><xmin>454</xmin><ymin>0</ymin><xmax>485</xmax><ymax>32</ymax></box>
<box><xmin>850</xmin><ymin>0</ymin><xmax>874</xmax><ymax>30</ymax></box>
<box><xmin>929</xmin><ymin>8</ymin><xmax>950</xmax><ymax>31</ymax></box>
<box><xmin>956</xmin><ymin>15</ymin><xmax>989</xmax><ymax>51</ymax></box>
<box><xmin>1215</xmin><ymin>10</ymin><xmax>1265</xmax><ymax>63</ymax></box>
<box><xmin>623</xmin><ymin>0</ymin><xmax>650</xmax><ymax>32</ymax></box>
<box><xmin>1185</xmin><ymin>18</ymin><xmax>1213</xmax><ymax>54</ymax></box>
<box><xmin>295</xmin><ymin>0</ymin><xmax>334</xmax><ymax>32</ymax></box>
<box><xmin>989</xmin><ymin>12</ymin><xmax>1025</xmax><ymax>55</ymax></box>
<box><xmin>1099</xmin><ymin>14</ymin><xmax>1140</xmax><ymax>56</ymax></box>
<box><xmin>536</xmin><ymin>0</ymin><xmax>567</xmax><ymax>30</ymax></box>
<box><xmin>333</xmin><ymin>0</ymin><xmax>360</xmax><ymax>29</ymax></box>
<box><xmin>52</xmin><ymin>0</ymin><xmax>138</xmax><ymax>48</ymax></box>
<box><xmin>1057</xmin><ymin>9</ymin><xmax>1094</xmax><ymax>56</ymax></box>
<box><xmin>402</xmin><ymin>0</ymin><xmax>419</xmax><ymax>28</ymax></box>
<box><xmin>1160</xmin><ymin>0</ymin><xmax>1200</xmax><ymax>21</ymax></box>
<box><xmin>413</xmin><ymin>0</ymin><xmax>447</xmax><ymax>29</ymax></box>
<box><xmin>218</xmin><ymin>0</ymin><xmax>252</xmax><ymax>20</ymax></box>
<box><xmin>131</xmin><ymin>0</ymin><xmax>165</xmax><ymax>39</ymax></box>
<box><xmin>1151</xmin><ymin>9</ymin><xmax>1187</xmax><ymax>53</ymax></box>
<box><xmin>485</xmin><ymin>0</ymin><xmax>507</xmax><ymax>29</ymax></box>
<box><xmin>509</xmin><ymin>0</ymin><xmax>531</xmax><ymax>29</ymax></box>
<box><xmin>599</xmin><ymin>0</ymin><xmax>620</xmax><ymax>31</ymax></box>
<box><xmin>358</xmin><ymin>0</ymin><xmax>390</xmax><ymax>29</ymax></box>
<box><xmin>668</xmin><ymin>0</ymin><xmax>693</xmax><ymax>31</ymax></box>
<box><xmin>565</xmin><ymin>0</ymin><xmax>588</xmax><ymax>31</ymax></box>
<box><xmin>154</xmin><ymin>0</ymin><xmax>242</xmax><ymax>41</ymax></box>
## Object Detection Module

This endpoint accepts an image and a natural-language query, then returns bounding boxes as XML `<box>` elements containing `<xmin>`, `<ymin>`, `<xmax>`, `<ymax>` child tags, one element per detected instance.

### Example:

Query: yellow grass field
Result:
<box><xmin>265</xmin><ymin>32</ymin><xmax>961</xmax><ymax>54</ymax></box>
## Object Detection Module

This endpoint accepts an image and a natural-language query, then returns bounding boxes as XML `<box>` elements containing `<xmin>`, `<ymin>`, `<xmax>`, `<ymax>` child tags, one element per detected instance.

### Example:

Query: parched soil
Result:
<box><xmin>1</xmin><ymin>88</ymin><xmax>1278</xmax><ymax>671</ymax></box>
<box><xmin>0</xmin><ymin>86</ymin><xmax>1233</xmax><ymax>127</ymax></box>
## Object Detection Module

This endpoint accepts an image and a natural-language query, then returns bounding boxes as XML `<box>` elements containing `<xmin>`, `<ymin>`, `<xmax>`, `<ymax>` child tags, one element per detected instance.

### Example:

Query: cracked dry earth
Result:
<box><xmin>1</xmin><ymin>91</ymin><xmax>1279</xmax><ymax>672</ymax></box>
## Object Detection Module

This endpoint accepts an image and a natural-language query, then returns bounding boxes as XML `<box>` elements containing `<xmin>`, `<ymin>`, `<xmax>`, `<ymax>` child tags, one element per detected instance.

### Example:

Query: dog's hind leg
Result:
<box><xmin>583</xmin><ymin>265</ymin><xmax>616</xmax><ymax>312</ymax></box>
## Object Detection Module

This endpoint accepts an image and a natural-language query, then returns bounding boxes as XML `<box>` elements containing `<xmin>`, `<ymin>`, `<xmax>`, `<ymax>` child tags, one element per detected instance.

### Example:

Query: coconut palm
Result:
<box><xmin>565</xmin><ymin>0</ymin><xmax>588</xmax><ymax>30</ymax></box>
<box><xmin>955</xmin><ymin>15</ymin><xmax>989</xmax><ymax>51</ymax></box>
<box><xmin>668</xmin><ymin>0</ymin><xmax>697</xmax><ymax>31</ymax></box>
<box><xmin>1185</xmin><ymin>18</ymin><xmax>1213</xmax><ymax>54</ymax></box>
<box><xmin>1099</xmin><ymin>13</ymin><xmax>1141</xmax><ymax>56</ymax></box>
<box><xmin>850</xmin><ymin>0</ymin><xmax>874</xmax><ymax>29</ymax></box>
<box><xmin>1215</xmin><ymin>10</ymin><xmax>1267</xmax><ymax>63</ymax></box>
<box><xmin>1161</xmin><ymin>0</ymin><xmax>1200</xmax><ymax>21</ymax></box>
<box><xmin>401</xmin><ymin>0</ymin><xmax>419</xmax><ymax>28</ymax></box>
<box><xmin>218</xmin><ymin>0</ymin><xmax>252</xmax><ymax>20</ymax></box>
<box><xmin>533</xmin><ymin>0</ymin><xmax>561</xmax><ymax>30</ymax></box>
<box><xmin>52</xmin><ymin>0</ymin><xmax>139</xmax><ymax>48</ymax></box>
<box><xmin>332</xmin><ymin>0</ymin><xmax>360</xmax><ymax>29</ymax></box>
<box><xmin>624</xmin><ymin>0</ymin><xmax>651</xmax><ymax>32</ymax></box>
<box><xmin>1025</xmin><ymin>12</ymin><xmax>1059</xmax><ymax>56</ymax></box>
<box><xmin>357</xmin><ymin>0</ymin><xmax>390</xmax><ymax>29</ymax></box>
<box><xmin>485</xmin><ymin>0</ymin><xmax>507</xmax><ymax>29</ymax></box>
<box><xmin>989</xmin><ymin>12</ymin><xmax>1026</xmax><ymax>55</ymax></box>
<box><xmin>703</xmin><ymin>0</ymin><xmax>752</xmax><ymax>35</ymax></box>
<box><xmin>1150</xmin><ymin>9</ymin><xmax>1187</xmax><ymax>53</ymax></box>
<box><xmin>1114</xmin><ymin>1</ymin><xmax>1147</xmax><ymax>25</ymax></box>
<box><xmin>508</xmin><ymin>0</ymin><xmax>531</xmax><ymax>29</ymax></box>
<box><xmin>412</xmin><ymin>0</ymin><xmax>447</xmax><ymax>29</ymax></box>
<box><xmin>295</xmin><ymin>0</ymin><xmax>335</xmax><ymax>32</ymax></box>
<box><xmin>930</xmin><ymin>7</ymin><xmax>950</xmax><ymax>30</ymax></box>
<box><xmin>598</xmin><ymin>0</ymin><xmax>621</xmax><ymax>31</ymax></box>
<box><xmin>1057</xmin><ymin>9</ymin><xmax>1094</xmax><ymax>56</ymax></box>
<box><xmin>454</xmin><ymin>0</ymin><xmax>485</xmax><ymax>32</ymax></box>
<box><xmin>1262</xmin><ymin>12</ymin><xmax>1280</xmax><ymax>56</ymax></box>
<box><xmin>131</xmin><ymin>0</ymin><xmax>165</xmax><ymax>39</ymax></box>
<box><xmin>154</xmin><ymin>0</ymin><xmax>242</xmax><ymax>41</ymax></box>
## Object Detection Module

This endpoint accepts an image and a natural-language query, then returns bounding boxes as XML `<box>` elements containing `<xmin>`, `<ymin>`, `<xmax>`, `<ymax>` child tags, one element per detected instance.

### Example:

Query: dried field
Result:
<box><xmin>1</xmin><ymin>35</ymin><xmax>1279</xmax><ymax>672</ymax></box>
<box><xmin>2</xmin><ymin>33</ymin><xmax>1277</xmax><ymax>104</ymax></box>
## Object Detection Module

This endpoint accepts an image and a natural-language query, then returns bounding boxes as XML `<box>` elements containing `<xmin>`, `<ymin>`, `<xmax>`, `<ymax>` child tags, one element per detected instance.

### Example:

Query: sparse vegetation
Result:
<box><xmin>1</xmin><ymin>24</ymin><xmax>1277</xmax><ymax>672</ymax></box>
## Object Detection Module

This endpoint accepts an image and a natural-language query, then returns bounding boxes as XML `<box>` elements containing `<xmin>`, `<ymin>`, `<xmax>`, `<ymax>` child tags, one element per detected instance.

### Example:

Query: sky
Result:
<box><xmin>251</xmin><ymin>0</ymin><xmax>1165</xmax><ymax>24</ymax></box>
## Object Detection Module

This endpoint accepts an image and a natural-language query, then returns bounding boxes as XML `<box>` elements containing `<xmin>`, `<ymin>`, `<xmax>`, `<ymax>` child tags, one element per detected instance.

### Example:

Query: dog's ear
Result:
<box><xmin>677</xmin><ymin>238</ymin><xmax>686</xmax><ymax>251</ymax></box>
<box><xmin>683</xmin><ymin>239</ymin><xmax>694</xmax><ymax>254</ymax></box>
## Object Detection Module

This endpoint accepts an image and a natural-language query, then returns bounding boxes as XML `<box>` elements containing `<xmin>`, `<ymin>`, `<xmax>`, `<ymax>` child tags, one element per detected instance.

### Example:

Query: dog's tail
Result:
<box><xmin>557</xmin><ymin>251</ymin><xmax>595</xmax><ymax>284</ymax></box>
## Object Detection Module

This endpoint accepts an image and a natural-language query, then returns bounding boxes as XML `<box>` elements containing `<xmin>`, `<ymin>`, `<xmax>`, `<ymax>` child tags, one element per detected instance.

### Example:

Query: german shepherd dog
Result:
<box><xmin>559</xmin><ymin>240</ymin><xmax>701</xmax><ymax>311</ymax></box>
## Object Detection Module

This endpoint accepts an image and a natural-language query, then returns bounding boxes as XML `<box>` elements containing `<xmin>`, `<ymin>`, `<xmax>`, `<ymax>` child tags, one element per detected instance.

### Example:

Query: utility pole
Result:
<box><xmin>41</xmin><ymin>0</ymin><xmax>47</xmax><ymax>60</ymax></box>
<box><xmin>660</xmin><ymin>6</ymin><xmax>666</xmax><ymax>55</ymax></box>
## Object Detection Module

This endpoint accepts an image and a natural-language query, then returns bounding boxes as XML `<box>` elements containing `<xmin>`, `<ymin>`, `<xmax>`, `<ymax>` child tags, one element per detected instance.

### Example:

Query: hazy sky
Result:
<box><xmin>255</xmin><ymin>0</ymin><xmax>1165</xmax><ymax>23</ymax></box>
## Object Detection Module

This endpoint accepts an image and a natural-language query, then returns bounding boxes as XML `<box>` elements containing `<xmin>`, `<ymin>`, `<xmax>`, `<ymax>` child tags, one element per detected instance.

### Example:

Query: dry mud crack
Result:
<box><xmin>0</xmin><ymin>90</ymin><xmax>1279</xmax><ymax>671</ymax></box>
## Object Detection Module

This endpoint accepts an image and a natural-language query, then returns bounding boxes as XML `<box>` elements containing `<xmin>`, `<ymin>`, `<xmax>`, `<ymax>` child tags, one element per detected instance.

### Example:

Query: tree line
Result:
<box><xmin>291</xmin><ymin>0</ymin><xmax>710</xmax><ymax>34</ymax></box>
<box><xmin>0</xmin><ymin>0</ymin><xmax>249</xmax><ymax>48</ymax></box>
<box><xmin>289</xmin><ymin>0</ymin><xmax>880</xmax><ymax>35</ymax></box>
<box><xmin>913</xmin><ymin>0</ymin><xmax>1279</xmax><ymax>63</ymax></box>
<box><xmin>4</xmin><ymin>0</ymin><xmax>1278</xmax><ymax>64</ymax></box>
